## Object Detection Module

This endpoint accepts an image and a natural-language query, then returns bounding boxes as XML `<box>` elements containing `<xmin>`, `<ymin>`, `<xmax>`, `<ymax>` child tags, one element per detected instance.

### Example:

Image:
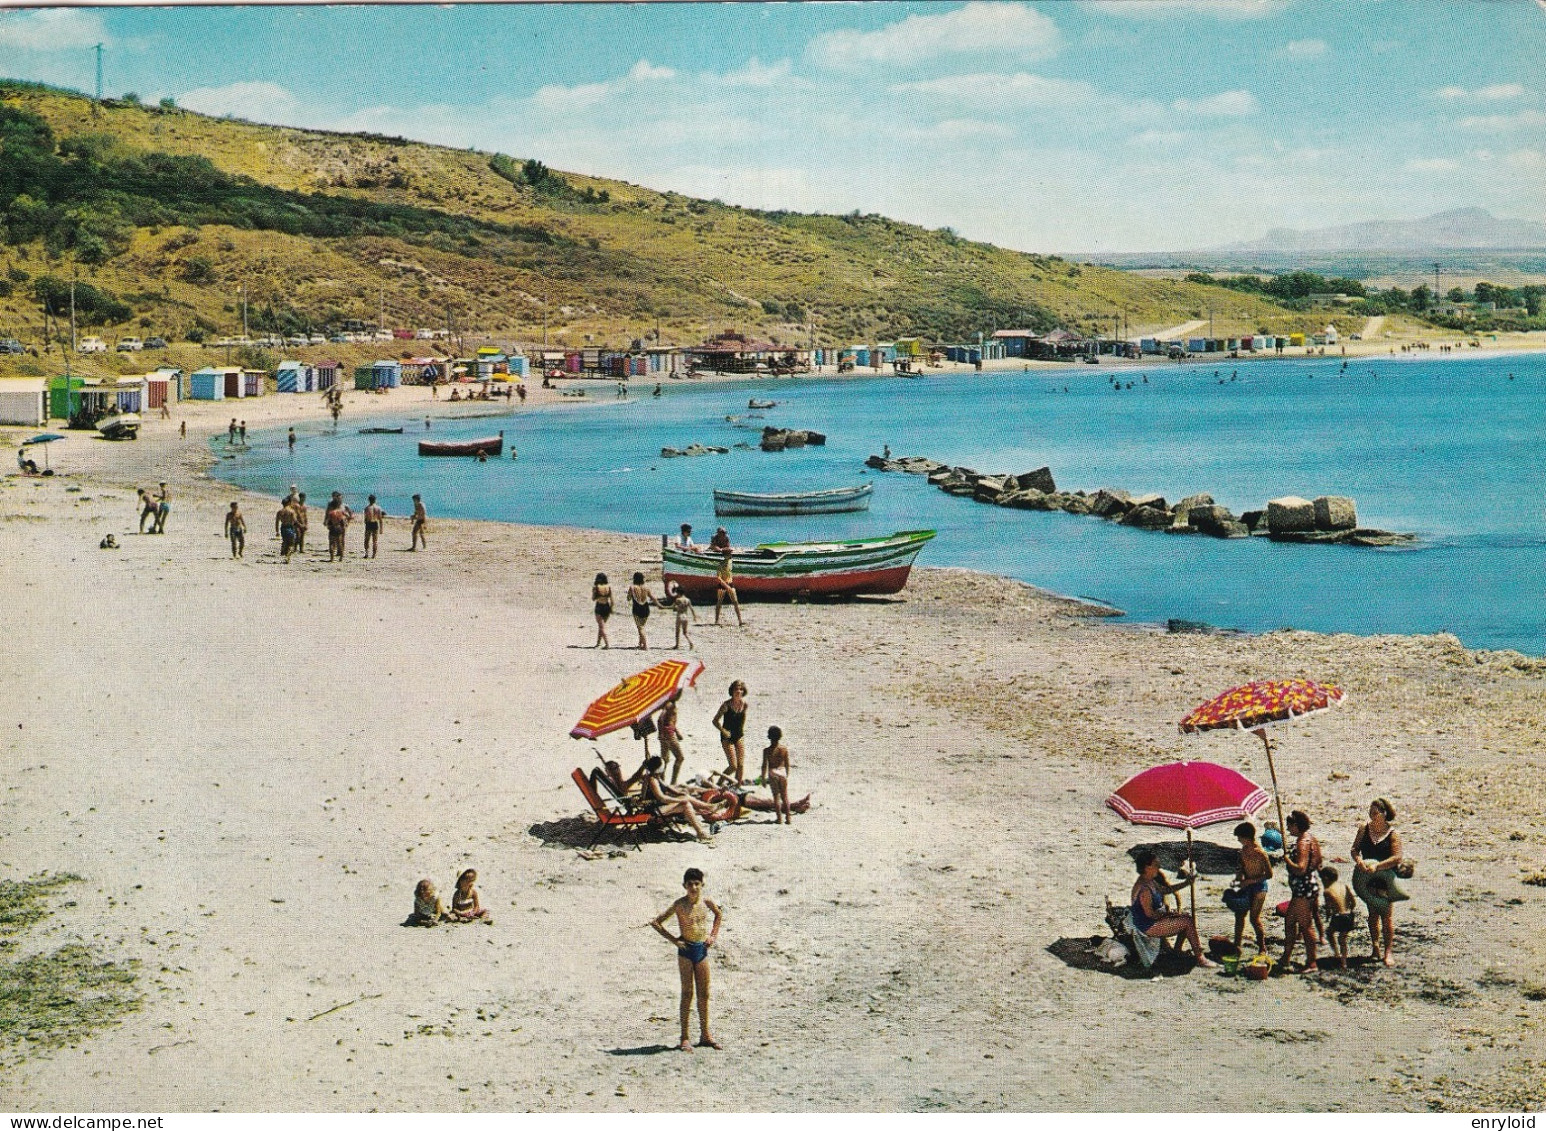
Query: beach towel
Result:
<box><xmin>1353</xmin><ymin>866</ymin><xmax>1409</xmax><ymax>913</ymax></box>
<box><xmin>1121</xmin><ymin>909</ymin><xmax>1163</xmax><ymax>969</ymax></box>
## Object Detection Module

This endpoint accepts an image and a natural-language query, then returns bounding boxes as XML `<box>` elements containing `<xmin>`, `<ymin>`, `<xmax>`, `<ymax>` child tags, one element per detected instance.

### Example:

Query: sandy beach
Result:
<box><xmin>3</xmin><ymin>385</ymin><xmax>1546</xmax><ymax>1112</ymax></box>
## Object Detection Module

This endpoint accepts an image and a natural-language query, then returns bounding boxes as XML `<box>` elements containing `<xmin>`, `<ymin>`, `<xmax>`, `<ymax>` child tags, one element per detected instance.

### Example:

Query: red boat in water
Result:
<box><xmin>419</xmin><ymin>432</ymin><xmax>503</xmax><ymax>457</ymax></box>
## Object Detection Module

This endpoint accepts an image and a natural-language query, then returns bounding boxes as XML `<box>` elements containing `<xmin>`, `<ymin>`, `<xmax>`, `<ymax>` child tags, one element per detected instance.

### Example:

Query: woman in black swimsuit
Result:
<box><xmin>628</xmin><ymin>571</ymin><xmax>657</xmax><ymax>650</ymax></box>
<box><xmin>711</xmin><ymin>680</ymin><xmax>748</xmax><ymax>784</ymax></box>
<box><xmin>1278</xmin><ymin>809</ymin><xmax>1323</xmax><ymax>974</ymax></box>
<box><xmin>592</xmin><ymin>572</ymin><xmax>613</xmax><ymax>649</ymax></box>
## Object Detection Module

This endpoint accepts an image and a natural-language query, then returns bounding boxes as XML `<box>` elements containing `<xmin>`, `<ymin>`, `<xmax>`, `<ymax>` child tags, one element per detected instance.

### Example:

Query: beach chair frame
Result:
<box><xmin>570</xmin><ymin>768</ymin><xmax>660</xmax><ymax>849</ymax></box>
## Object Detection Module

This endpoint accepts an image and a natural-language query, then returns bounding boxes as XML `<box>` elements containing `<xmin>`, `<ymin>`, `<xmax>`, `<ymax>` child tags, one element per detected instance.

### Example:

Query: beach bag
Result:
<box><xmin>1222</xmin><ymin>886</ymin><xmax>1254</xmax><ymax>914</ymax></box>
<box><xmin>630</xmin><ymin>717</ymin><xmax>656</xmax><ymax>740</ymax></box>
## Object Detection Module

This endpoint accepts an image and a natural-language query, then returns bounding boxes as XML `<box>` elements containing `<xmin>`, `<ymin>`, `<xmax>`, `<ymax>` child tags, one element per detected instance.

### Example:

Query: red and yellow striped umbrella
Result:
<box><xmin>1179</xmin><ymin>679</ymin><xmax>1345</xmax><ymax>735</ymax></box>
<box><xmin>570</xmin><ymin>659</ymin><xmax>705</xmax><ymax>740</ymax></box>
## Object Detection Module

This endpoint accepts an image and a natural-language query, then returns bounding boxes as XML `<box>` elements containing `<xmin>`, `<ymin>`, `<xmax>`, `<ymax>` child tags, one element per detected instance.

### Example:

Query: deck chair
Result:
<box><xmin>571</xmin><ymin>768</ymin><xmax>659</xmax><ymax>849</ymax></box>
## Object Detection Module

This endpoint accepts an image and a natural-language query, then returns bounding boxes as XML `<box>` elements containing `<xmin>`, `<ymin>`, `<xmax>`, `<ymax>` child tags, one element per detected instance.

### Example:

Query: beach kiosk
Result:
<box><xmin>0</xmin><ymin>378</ymin><xmax>47</xmax><ymax>426</ymax></box>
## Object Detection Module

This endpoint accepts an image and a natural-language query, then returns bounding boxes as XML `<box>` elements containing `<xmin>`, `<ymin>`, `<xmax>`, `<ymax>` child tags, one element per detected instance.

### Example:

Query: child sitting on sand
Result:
<box><xmin>409</xmin><ymin>879</ymin><xmax>448</xmax><ymax>926</ymax></box>
<box><xmin>1320</xmin><ymin>866</ymin><xmax>1356</xmax><ymax>968</ymax></box>
<box><xmin>448</xmin><ymin>868</ymin><xmax>492</xmax><ymax>924</ymax></box>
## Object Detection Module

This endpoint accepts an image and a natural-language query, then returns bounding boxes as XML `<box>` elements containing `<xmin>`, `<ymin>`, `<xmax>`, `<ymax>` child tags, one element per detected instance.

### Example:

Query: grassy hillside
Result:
<box><xmin>0</xmin><ymin>81</ymin><xmax>1321</xmax><ymax>360</ymax></box>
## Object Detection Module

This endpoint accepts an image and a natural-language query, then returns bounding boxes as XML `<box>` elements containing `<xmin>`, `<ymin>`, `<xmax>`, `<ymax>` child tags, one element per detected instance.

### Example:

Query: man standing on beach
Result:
<box><xmin>362</xmin><ymin>495</ymin><xmax>384</xmax><ymax>559</ymax></box>
<box><xmin>225</xmin><ymin>501</ymin><xmax>246</xmax><ymax>559</ymax></box>
<box><xmin>294</xmin><ymin>492</ymin><xmax>309</xmax><ymax>553</ymax></box>
<box><xmin>228</xmin><ymin>418</ymin><xmax>237</xmax><ymax>444</ymax></box>
<box><xmin>324</xmin><ymin>492</ymin><xmax>353</xmax><ymax>562</ymax></box>
<box><xmin>239</xmin><ymin>420</ymin><xmax>247</xmax><ymax>445</ymax></box>
<box><xmin>410</xmin><ymin>494</ymin><xmax>428</xmax><ymax>551</ymax></box>
<box><xmin>287</xmin><ymin>427</ymin><xmax>296</xmax><ymax>452</ymax></box>
<box><xmin>153</xmin><ymin>483</ymin><xmax>171</xmax><ymax>533</ymax></box>
<box><xmin>276</xmin><ymin>498</ymin><xmax>300</xmax><ymax>563</ymax></box>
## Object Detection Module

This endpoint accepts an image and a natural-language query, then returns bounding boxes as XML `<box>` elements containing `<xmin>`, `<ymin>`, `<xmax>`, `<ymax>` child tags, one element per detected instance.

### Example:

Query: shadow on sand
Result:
<box><xmin>605</xmin><ymin>1044</ymin><xmax>679</xmax><ymax>1057</ymax></box>
<box><xmin>1046</xmin><ymin>936</ymin><xmax>1202</xmax><ymax>979</ymax></box>
<box><xmin>526</xmin><ymin>816</ymin><xmax>692</xmax><ymax>850</ymax></box>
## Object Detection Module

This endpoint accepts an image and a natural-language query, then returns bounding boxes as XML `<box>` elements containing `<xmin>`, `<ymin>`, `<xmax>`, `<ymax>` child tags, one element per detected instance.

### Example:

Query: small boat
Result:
<box><xmin>96</xmin><ymin>412</ymin><xmax>140</xmax><ymax>441</ymax></box>
<box><xmin>713</xmin><ymin>484</ymin><xmax>873</xmax><ymax>517</ymax></box>
<box><xmin>662</xmin><ymin>529</ymin><xmax>935</xmax><ymax>600</ymax></box>
<box><xmin>748</xmin><ymin>398</ymin><xmax>778</xmax><ymax>410</ymax></box>
<box><xmin>419</xmin><ymin>432</ymin><xmax>503</xmax><ymax>457</ymax></box>
<box><xmin>359</xmin><ymin>426</ymin><xmax>405</xmax><ymax>435</ymax></box>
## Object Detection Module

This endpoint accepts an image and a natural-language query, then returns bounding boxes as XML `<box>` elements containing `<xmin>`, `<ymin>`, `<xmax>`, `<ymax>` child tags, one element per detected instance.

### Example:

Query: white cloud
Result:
<box><xmin>1285</xmin><ymin>38</ymin><xmax>1328</xmax><ymax>58</ymax></box>
<box><xmin>1504</xmin><ymin>148</ymin><xmax>1543</xmax><ymax>168</ymax></box>
<box><xmin>896</xmin><ymin>72</ymin><xmax>1104</xmax><ymax>110</ymax></box>
<box><xmin>715</xmin><ymin>57</ymin><xmax>794</xmax><ymax>88</ymax></box>
<box><xmin>1436</xmin><ymin>82</ymin><xmax>1527</xmax><ymax>101</ymax></box>
<box><xmin>808</xmin><ymin>3</ymin><xmax>1060</xmax><ymax>68</ymax></box>
<box><xmin>1128</xmin><ymin>129</ymin><xmax>1191</xmax><ymax>147</ymax></box>
<box><xmin>0</xmin><ymin>9</ymin><xmax>110</xmax><ymax>51</ymax></box>
<box><xmin>531</xmin><ymin>59</ymin><xmax>675</xmax><ymax>113</ymax></box>
<box><xmin>1172</xmin><ymin>90</ymin><xmax>1259</xmax><ymax>117</ymax></box>
<box><xmin>628</xmin><ymin>60</ymin><xmax>676</xmax><ymax>82</ymax></box>
<box><xmin>1404</xmin><ymin>157</ymin><xmax>1458</xmax><ymax>172</ymax></box>
<box><xmin>178</xmin><ymin>80</ymin><xmax>299</xmax><ymax>122</ymax></box>
<box><xmin>1457</xmin><ymin>109</ymin><xmax>1546</xmax><ymax>131</ymax></box>
<box><xmin>1081</xmin><ymin>0</ymin><xmax>1287</xmax><ymax>20</ymax></box>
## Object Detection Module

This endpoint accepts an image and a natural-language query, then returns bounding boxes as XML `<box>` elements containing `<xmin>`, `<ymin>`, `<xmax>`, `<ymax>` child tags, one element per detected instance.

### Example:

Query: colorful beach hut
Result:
<box><xmin>353</xmin><ymin>360</ymin><xmax>402</xmax><ymax>390</ymax></box>
<box><xmin>145</xmin><ymin>369</ymin><xmax>180</xmax><ymax>409</ymax></box>
<box><xmin>189</xmin><ymin>366</ymin><xmax>247</xmax><ymax>400</ymax></box>
<box><xmin>276</xmin><ymin>361</ymin><xmax>315</xmax><ymax>393</ymax></box>
<box><xmin>313</xmin><ymin>360</ymin><xmax>340</xmax><ymax>391</ymax></box>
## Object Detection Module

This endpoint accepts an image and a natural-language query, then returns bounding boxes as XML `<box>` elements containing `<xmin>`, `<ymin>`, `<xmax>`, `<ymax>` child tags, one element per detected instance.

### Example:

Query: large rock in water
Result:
<box><xmin>1314</xmin><ymin>495</ymin><xmax>1357</xmax><ymax>530</ymax></box>
<box><xmin>1188</xmin><ymin>504</ymin><xmax>1237</xmax><ymax>536</ymax></box>
<box><xmin>1121</xmin><ymin>504</ymin><xmax>1173</xmax><ymax>529</ymax></box>
<box><xmin>1175</xmin><ymin>493</ymin><xmax>1214</xmax><ymax>516</ymax></box>
<box><xmin>1267</xmin><ymin>496</ymin><xmax>1316</xmax><ymax>533</ymax></box>
<box><xmin>1089</xmin><ymin>488</ymin><xmax>1134</xmax><ymax>518</ymax></box>
<box><xmin>1016</xmin><ymin>467</ymin><xmax>1056</xmax><ymax>493</ymax></box>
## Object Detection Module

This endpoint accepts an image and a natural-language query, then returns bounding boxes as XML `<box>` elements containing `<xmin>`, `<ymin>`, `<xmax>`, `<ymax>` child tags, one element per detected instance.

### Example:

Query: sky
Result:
<box><xmin>1</xmin><ymin>1</ymin><xmax>1544</xmax><ymax>253</ymax></box>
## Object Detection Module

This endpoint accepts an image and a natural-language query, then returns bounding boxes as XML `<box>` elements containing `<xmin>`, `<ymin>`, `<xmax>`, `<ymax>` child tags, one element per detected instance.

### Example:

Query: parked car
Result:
<box><xmin>78</xmin><ymin>337</ymin><xmax>108</xmax><ymax>353</ymax></box>
<box><xmin>144</xmin><ymin>337</ymin><xmax>168</xmax><ymax>349</ymax></box>
<box><xmin>0</xmin><ymin>338</ymin><xmax>25</xmax><ymax>355</ymax></box>
<box><xmin>308</xmin><ymin>334</ymin><xmax>326</xmax><ymax>345</ymax></box>
<box><xmin>116</xmin><ymin>337</ymin><xmax>144</xmax><ymax>352</ymax></box>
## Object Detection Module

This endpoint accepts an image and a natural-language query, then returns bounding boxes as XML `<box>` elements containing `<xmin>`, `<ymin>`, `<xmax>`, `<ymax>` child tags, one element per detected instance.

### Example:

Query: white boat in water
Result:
<box><xmin>713</xmin><ymin>483</ymin><xmax>873</xmax><ymax>517</ymax></box>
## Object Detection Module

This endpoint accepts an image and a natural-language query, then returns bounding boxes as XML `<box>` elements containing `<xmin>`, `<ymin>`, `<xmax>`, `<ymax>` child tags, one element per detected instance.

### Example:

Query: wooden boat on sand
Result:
<box><xmin>662</xmin><ymin>529</ymin><xmax>935</xmax><ymax>600</ymax></box>
<box><xmin>419</xmin><ymin>432</ymin><xmax>503</xmax><ymax>457</ymax></box>
<box><xmin>713</xmin><ymin>484</ymin><xmax>872</xmax><ymax>517</ymax></box>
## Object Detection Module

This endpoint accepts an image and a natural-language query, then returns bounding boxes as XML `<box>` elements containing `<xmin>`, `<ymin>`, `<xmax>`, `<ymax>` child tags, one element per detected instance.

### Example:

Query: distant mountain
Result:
<box><xmin>1219</xmin><ymin>208</ymin><xmax>1546</xmax><ymax>253</ymax></box>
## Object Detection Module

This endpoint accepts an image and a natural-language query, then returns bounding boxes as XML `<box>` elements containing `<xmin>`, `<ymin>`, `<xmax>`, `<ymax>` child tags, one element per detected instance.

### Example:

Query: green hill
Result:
<box><xmin>0</xmin><ymin>80</ymin><xmax>1316</xmax><ymax>359</ymax></box>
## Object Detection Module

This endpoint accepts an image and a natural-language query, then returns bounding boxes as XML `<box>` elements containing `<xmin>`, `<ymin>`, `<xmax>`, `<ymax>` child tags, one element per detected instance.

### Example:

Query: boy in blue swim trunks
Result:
<box><xmin>651</xmin><ymin>867</ymin><xmax>722</xmax><ymax>1052</ymax></box>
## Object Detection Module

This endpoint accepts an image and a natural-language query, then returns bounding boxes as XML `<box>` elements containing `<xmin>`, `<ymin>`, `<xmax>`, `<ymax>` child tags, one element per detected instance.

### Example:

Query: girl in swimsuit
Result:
<box><xmin>1129</xmin><ymin>851</ymin><xmax>1215</xmax><ymax>968</ymax></box>
<box><xmin>592</xmin><ymin>572</ymin><xmax>612</xmax><ymax>649</ymax></box>
<box><xmin>628</xmin><ymin>571</ymin><xmax>656</xmax><ymax>650</ymax></box>
<box><xmin>760</xmin><ymin>725</ymin><xmax>792</xmax><ymax>825</ymax></box>
<box><xmin>658</xmin><ymin>692</ymin><xmax>685</xmax><ymax>784</ymax></box>
<box><xmin>712</xmin><ymin>681</ymin><xmax>748</xmax><ymax>784</ymax></box>
<box><xmin>1278</xmin><ymin>809</ymin><xmax>1323</xmax><ymax>974</ymax></box>
<box><xmin>448</xmin><ymin>868</ymin><xmax>491</xmax><ymax>923</ymax></box>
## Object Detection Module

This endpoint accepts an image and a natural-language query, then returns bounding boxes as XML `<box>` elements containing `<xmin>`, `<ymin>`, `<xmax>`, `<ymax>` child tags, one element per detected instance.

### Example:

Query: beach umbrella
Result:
<box><xmin>1107</xmin><ymin>759</ymin><xmax>1270</xmax><ymax>923</ymax></box>
<box><xmin>1178</xmin><ymin>678</ymin><xmax>1346</xmax><ymax>839</ymax></box>
<box><xmin>569</xmin><ymin>658</ymin><xmax>705</xmax><ymax>741</ymax></box>
<box><xmin>22</xmin><ymin>432</ymin><xmax>66</xmax><ymax>470</ymax></box>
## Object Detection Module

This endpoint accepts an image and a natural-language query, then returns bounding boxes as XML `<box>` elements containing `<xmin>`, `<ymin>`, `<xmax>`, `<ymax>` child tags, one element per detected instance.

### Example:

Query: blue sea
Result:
<box><xmin>216</xmin><ymin>352</ymin><xmax>1546</xmax><ymax>654</ymax></box>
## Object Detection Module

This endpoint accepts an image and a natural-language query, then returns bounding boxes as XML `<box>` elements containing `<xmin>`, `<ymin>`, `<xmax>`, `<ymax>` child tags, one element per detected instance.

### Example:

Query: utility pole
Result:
<box><xmin>542</xmin><ymin>293</ymin><xmax>548</xmax><ymax>350</ymax></box>
<box><xmin>69</xmin><ymin>268</ymin><xmax>77</xmax><ymax>353</ymax></box>
<box><xmin>1433</xmin><ymin>262</ymin><xmax>1441</xmax><ymax>301</ymax></box>
<box><xmin>241</xmin><ymin>283</ymin><xmax>248</xmax><ymax>339</ymax></box>
<box><xmin>379</xmin><ymin>287</ymin><xmax>386</xmax><ymax>336</ymax></box>
<box><xmin>93</xmin><ymin>44</ymin><xmax>103</xmax><ymax>115</ymax></box>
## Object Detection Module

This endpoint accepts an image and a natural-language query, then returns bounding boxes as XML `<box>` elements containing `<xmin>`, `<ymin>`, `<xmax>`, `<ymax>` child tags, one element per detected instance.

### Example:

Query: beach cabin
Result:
<box><xmin>48</xmin><ymin>376</ymin><xmax>85</xmax><ymax>419</ymax></box>
<box><xmin>313</xmin><ymin>360</ymin><xmax>340</xmax><ymax>392</ymax></box>
<box><xmin>0</xmin><ymin>379</ymin><xmax>47</xmax><ymax>426</ymax></box>
<box><xmin>1288</xmin><ymin>333</ymin><xmax>1306</xmax><ymax>348</ymax></box>
<box><xmin>508</xmin><ymin>354</ymin><xmax>530</xmax><ymax>379</ymax></box>
<box><xmin>1187</xmin><ymin>337</ymin><xmax>1207</xmax><ymax>354</ymax></box>
<box><xmin>993</xmin><ymin>330</ymin><xmax>1042</xmax><ymax>359</ymax></box>
<box><xmin>276</xmin><ymin>361</ymin><xmax>315</xmax><ymax>393</ymax></box>
<box><xmin>145</xmin><ymin>369</ymin><xmax>180</xmax><ymax>409</ymax></box>
<box><xmin>189</xmin><ymin>366</ymin><xmax>246</xmax><ymax>400</ymax></box>
<box><xmin>242</xmin><ymin>370</ymin><xmax>265</xmax><ymax>397</ymax></box>
<box><xmin>354</xmin><ymin>360</ymin><xmax>402</xmax><ymax>390</ymax></box>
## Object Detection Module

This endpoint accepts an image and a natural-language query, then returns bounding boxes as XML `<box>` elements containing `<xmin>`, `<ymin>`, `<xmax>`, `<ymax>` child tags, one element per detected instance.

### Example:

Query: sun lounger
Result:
<box><xmin>570</xmin><ymin>768</ymin><xmax>663</xmax><ymax>849</ymax></box>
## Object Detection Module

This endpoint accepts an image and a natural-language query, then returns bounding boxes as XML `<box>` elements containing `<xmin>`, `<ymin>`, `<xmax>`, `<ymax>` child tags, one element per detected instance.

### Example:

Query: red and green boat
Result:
<box><xmin>662</xmin><ymin>529</ymin><xmax>936</xmax><ymax>600</ymax></box>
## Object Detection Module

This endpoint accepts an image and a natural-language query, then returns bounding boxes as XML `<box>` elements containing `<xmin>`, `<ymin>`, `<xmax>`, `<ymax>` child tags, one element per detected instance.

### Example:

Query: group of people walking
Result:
<box><xmin>1131</xmin><ymin>797</ymin><xmax>1410</xmax><ymax>973</ymax></box>
<box><xmin>257</xmin><ymin>485</ymin><xmax>423</xmax><ymax>563</ymax></box>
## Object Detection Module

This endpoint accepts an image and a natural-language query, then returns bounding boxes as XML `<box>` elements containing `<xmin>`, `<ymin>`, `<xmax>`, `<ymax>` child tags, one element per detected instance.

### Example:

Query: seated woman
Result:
<box><xmin>637</xmin><ymin>756</ymin><xmax>720</xmax><ymax>842</ymax></box>
<box><xmin>1130</xmin><ymin>850</ymin><xmax>1216</xmax><ymax>969</ymax></box>
<box><xmin>447</xmin><ymin>868</ymin><xmax>492</xmax><ymax>924</ymax></box>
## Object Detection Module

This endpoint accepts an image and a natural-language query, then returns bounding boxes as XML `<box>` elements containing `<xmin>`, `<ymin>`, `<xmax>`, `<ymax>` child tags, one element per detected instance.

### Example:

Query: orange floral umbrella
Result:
<box><xmin>570</xmin><ymin>658</ymin><xmax>705</xmax><ymax>740</ymax></box>
<box><xmin>1179</xmin><ymin>678</ymin><xmax>1346</xmax><ymax>835</ymax></box>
